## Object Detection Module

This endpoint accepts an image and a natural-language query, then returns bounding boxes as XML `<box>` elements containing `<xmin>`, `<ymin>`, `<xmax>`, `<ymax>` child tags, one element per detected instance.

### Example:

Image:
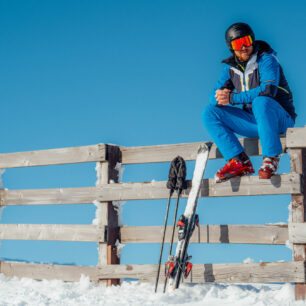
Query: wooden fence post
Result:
<box><xmin>290</xmin><ymin>148</ymin><xmax>306</xmax><ymax>300</ymax></box>
<box><xmin>96</xmin><ymin>144</ymin><xmax>121</xmax><ymax>286</ymax></box>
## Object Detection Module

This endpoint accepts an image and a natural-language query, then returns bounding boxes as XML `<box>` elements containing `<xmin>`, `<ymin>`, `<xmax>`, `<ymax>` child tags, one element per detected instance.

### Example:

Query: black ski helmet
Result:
<box><xmin>225</xmin><ymin>23</ymin><xmax>255</xmax><ymax>50</ymax></box>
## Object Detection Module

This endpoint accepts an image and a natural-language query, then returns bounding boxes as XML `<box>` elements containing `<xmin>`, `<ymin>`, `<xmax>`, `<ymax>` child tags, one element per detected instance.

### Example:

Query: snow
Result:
<box><xmin>115</xmin><ymin>162</ymin><xmax>125</xmax><ymax>183</ymax></box>
<box><xmin>0</xmin><ymin>274</ymin><xmax>305</xmax><ymax>305</ymax></box>
<box><xmin>0</xmin><ymin>169</ymin><xmax>4</xmax><ymax>190</ymax></box>
<box><xmin>286</xmin><ymin>202</ymin><xmax>294</xmax><ymax>250</ymax></box>
<box><xmin>112</xmin><ymin>163</ymin><xmax>126</xmax><ymax>227</ymax></box>
<box><xmin>92</xmin><ymin>200</ymin><xmax>101</xmax><ymax>226</ymax></box>
<box><xmin>288</xmin><ymin>202</ymin><xmax>293</xmax><ymax>223</ymax></box>
<box><xmin>113</xmin><ymin>200</ymin><xmax>126</xmax><ymax>227</ymax></box>
<box><xmin>243</xmin><ymin>257</ymin><xmax>255</xmax><ymax>263</ymax></box>
<box><xmin>93</xmin><ymin>162</ymin><xmax>126</xmax><ymax>226</ymax></box>
<box><xmin>115</xmin><ymin>239</ymin><xmax>125</xmax><ymax>259</ymax></box>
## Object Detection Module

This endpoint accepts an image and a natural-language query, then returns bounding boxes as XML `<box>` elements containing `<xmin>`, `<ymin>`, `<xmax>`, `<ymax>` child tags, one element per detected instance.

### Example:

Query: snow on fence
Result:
<box><xmin>0</xmin><ymin>127</ymin><xmax>306</xmax><ymax>300</ymax></box>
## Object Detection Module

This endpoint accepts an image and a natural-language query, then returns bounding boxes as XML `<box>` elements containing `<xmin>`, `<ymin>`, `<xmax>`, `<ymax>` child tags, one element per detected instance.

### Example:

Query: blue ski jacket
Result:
<box><xmin>210</xmin><ymin>40</ymin><xmax>296</xmax><ymax>121</ymax></box>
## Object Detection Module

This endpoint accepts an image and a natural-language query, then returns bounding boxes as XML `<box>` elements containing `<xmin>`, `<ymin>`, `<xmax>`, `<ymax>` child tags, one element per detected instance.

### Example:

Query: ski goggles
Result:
<box><xmin>231</xmin><ymin>35</ymin><xmax>253</xmax><ymax>50</ymax></box>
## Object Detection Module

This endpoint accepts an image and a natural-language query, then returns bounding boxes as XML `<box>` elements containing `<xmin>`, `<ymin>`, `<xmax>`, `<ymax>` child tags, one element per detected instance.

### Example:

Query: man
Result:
<box><xmin>202</xmin><ymin>22</ymin><xmax>296</xmax><ymax>183</ymax></box>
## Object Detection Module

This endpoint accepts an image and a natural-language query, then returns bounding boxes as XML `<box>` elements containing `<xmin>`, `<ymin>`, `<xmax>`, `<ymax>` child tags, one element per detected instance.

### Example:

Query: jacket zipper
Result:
<box><xmin>238</xmin><ymin>64</ymin><xmax>246</xmax><ymax>91</ymax></box>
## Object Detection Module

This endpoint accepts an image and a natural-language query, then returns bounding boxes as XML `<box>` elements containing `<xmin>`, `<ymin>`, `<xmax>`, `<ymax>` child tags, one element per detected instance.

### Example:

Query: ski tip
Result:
<box><xmin>198</xmin><ymin>141</ymin><xmax>213</xmax><ymax>153</ymax></box>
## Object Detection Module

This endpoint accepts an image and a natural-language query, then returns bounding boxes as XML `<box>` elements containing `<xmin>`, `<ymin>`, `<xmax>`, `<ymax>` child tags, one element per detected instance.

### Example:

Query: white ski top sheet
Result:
<box><xmin>184</xmin><ymin>143</ymin><xmax>209</xmax><ymax>218</ymax></box>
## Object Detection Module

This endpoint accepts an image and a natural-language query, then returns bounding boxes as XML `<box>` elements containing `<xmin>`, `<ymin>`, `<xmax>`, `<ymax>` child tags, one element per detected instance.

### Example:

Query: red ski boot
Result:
<box><xmin>215</xmin><ymin>152</ymin><xmax>254</xmax><ymax>183</ymax></box>
<box><xmin>258</xmin><ymin>156</ymin><xmax>280</xmax><ymax>179</ymax></box>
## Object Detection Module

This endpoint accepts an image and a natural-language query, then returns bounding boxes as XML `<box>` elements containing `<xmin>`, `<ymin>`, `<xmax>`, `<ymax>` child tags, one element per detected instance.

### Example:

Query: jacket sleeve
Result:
<box><xmin>230</xmin><ymin>53</ymin><xmax>280</xmax><ymax>104</ymax></box>
<box><xmin>209</xmin><ymin>66</ymin><xmax>234</xmax><ymax>105</ymax></box>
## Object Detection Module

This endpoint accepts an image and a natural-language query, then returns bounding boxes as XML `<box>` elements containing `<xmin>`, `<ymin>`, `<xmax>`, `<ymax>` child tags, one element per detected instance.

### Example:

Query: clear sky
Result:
<box><xmin>0</xmin><ymin>1</ymin><xmax>305</xmax><ymax>268</ymax></box>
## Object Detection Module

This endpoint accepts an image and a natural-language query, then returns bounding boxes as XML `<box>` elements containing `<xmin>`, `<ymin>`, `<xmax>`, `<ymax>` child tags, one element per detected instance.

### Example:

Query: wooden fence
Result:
<box><xmin>0</xmin><ymin>127</ymin><xmax>306</xmax><ymax>299</ymax></box>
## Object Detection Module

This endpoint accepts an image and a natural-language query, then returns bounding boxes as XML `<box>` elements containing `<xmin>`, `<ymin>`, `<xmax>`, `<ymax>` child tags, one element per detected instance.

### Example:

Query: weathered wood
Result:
<box><xmin>120</xmin><ymin>136</ymin><xmax>286</xmax><ymax>164</ymax></box>
<box><xmin>289</xmin><ymin>223</ymin><xmax>306</xmax><ymax>244</ymax></box>
<box><xmin>0</xmin><ymin>261</ymin><xmax>303</xmax><ymax>284</ymax></box>
<box><xmin>96</xmin><ymin>162</ymin><xmax>108</xmax><ymax>270</ymax></box>
<box><xmin>0</xmin><ymin>224</ymin><xmax>104</xmax><ymax>242</ymax></box>
<box><xmin>0</xmin><ymin>223</ymin><xmax>288</xmax><ymax>245</ymax></box>
<box><xmin>0</xmin><ymin>187</ymin><xmax>98</xmax><ymax>205</ymax></box>
<box><xmin>0</xmin><ymin>174</ymin><xmax>300</xmax><ymax>205</ymax></box>
<box><xmin>96</xmin><ymin>144</ymin><xmax>121</xmax><ymax>286</ymax></box>
<box><xmin>97</xmin><ymin>174</ymin><xmax>300</xmax><ymax>200</ymax></box>
<box><xmin>290</xmin><ymin>148</ymin><xmax>306</xmax><ymax>300</ymax></box>
<box><xmin>121</xmin><ymin>224</ymin><xmax>288</xmax><ymax>245</ymax></box>
<box><xmin>95</xmin><ymin>262</ymin><xmax>304</xmax><ymax>284</ymax></box>
<box><xmin>0</xmin><ymin>261</ymin><xmax>99</xmax><ymax>282</ymax></box>
<box><xmin>178</xmin><ymin>262</ymin><xmax>304</xmax><ymax>284</ymax></box>
<box><xmin>0</xmin><ymin>135</ymin><xmax>289</xmax><ymax>168</ymax></box>
<box><xmin>0</xmin><ymin>144</ymin><xmax>106</xmax><ymax>168</ymax></box>
<box><xmin>96</xmin><ymin>262</ymin><xmax>305</xmax><ymax>283</ymax></box>
<box><xmin>286</xmin><ymin>127</ymin><xmax>306</xmax><ymax>148</ymax></box>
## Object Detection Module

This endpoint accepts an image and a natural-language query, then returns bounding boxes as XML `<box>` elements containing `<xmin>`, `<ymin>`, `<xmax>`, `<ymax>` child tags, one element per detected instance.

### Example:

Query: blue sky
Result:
<box><xmin>0</xmin><ymin>1</ymin><xmax>305</xmax><ymax>268</ymax></box>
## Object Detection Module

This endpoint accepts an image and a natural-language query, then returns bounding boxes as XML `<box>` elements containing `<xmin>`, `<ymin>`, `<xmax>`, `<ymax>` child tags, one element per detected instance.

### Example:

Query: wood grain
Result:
<box><xmin>121</xmin><ymin>224</ymin><xmax>288</xmax><ymax>245</ymax></box>
<box><xmin>0</xmin><ymin>224</ymin><xmax>104</xmax><ymax>242</ymax></box>
<box><xmin>0</xmin><ymin>144</ymin><xmax>106</xmax><ymax>168</ymax></box>
<box><xmin>0</xmin><ymin>261</ymin><xmax>303</xmax><ymax>284</ymax></box>
<box><xmin>286</xmin><ymin>128</ymin><xmax>306</xmax><ymax>148</ymax></box>
<box><xmin>290</xmin><ymin>148</ymin><xmax>306</xmax><ymax>300</ymax></box>
<box><xmin>120</xmin><ymin>136</ymin><xmax>286</xmax><ymax>164</ymax></box>
<box><xmin>0</xmin><ymin>174</ymin><xmax>300</xmax><ymax>205</ymax></box>
<box><xmin>0</xmin><ymin>261</ymin><xmax>99</xmax><ymax>282</ymax></box>
<box><xmin>289</xmin><ymin>223</ymin><xmax>306</xmax><ymax>244</ymax></box>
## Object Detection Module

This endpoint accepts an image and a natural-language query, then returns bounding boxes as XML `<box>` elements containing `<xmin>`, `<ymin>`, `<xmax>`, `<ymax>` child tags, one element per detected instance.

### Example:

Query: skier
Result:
<box><xmin>202</xmin><ymin>23</ymin><xmax>296</xmax><ymax>183</ymax></box>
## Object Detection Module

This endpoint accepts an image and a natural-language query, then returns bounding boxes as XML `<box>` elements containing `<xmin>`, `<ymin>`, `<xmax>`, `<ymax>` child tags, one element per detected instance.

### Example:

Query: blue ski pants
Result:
<box><xmin>202</xmin><ymin>96</ymin><xmax>294</xmax><ymax>161</ymax></box>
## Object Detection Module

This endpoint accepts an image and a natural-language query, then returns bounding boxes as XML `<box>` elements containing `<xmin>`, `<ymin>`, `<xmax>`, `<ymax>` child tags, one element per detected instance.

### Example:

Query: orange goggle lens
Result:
<box><xmin>231</xmin><ymin>35</ymin><xmax>253</xmax><ymax>50</ymax></box>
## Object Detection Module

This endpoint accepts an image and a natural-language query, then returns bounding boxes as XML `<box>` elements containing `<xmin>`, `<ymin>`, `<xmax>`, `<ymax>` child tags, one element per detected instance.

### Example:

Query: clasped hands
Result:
<box><xmin>215</xmin><ymin>88</ymin><xmax>231</xmax><ymax>105</ymax></box>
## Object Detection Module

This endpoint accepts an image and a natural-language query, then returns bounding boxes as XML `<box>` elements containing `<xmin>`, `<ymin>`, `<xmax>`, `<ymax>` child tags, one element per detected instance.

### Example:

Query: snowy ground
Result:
<box><xmin>0</xmin><ymin>274</ymin><xmax>306</xmax><ymax>306</ymax></box>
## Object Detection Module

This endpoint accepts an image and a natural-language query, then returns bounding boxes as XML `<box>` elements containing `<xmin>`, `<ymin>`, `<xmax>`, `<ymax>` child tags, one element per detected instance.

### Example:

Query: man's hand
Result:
<box><xmin>215</xmin><ymin>88</ymin><xmax>231</xmax><ymax>105</ymax></box>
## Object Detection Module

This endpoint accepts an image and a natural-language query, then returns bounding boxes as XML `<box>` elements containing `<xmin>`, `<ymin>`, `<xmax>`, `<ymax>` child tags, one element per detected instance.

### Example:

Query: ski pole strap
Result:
<box><xmin>166</xmin><ymin>156</ymin><xmax>187</xmax><ymax>191</ymax></box>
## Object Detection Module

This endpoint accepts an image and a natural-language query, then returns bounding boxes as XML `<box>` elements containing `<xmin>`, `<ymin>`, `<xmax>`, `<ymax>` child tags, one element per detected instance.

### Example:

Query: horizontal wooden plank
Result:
<box><xmin>0</xmin><ymin>187</ymin><xmax>98</xmax><ymax>205</ymax></box>
<box><xmin>97</xmin><ymin>262</ymin><xmax>304</xmax><ymax>283</ymax></box>
<box><xmin>0</xmin><ymin>224</ymin><xmax>104</xmax><ymax>242</ymax></box>
<box><xmin>174</xmin><ymin>262</ymin><xmax>304</xmax><ymax>284</ymax></box>
<box><xmin>0</xmin><ymin>261</ymin><xmax>99</xmax><ymax>282</ymax></box>
<box><xmin>97</xmin><ymin>173</ymin><xmax>300</xmax><ymax>201</ymax></box>
<box><xmin>286</xmin><ymin>128</ymin><xmax>306</xmax><ymax>148</ymax></box>
<box><xmin>0</xmin><ymin>144</ymin><xmax>106</xmax><ymax>168</ymax></box>
<box><xmin>0</xmin><ymin>174</ymin><xmax>300</xmax><ymax>205</ymax></box>
<box><xmin>200</xmin><ymin>173</ymin><xmax>301</xmax><ymax>198</ymax></box>
<box><xmin>121</xmin><ymin>224</ymin><xmax>288</xmax><ymax>245</ymax></box>
<box><xmin>1</xmin><ymin>261</ymin><xmax>303</xmax><ymax>283</ymax></box>
<box><xmin>120</xmin><ymin>136</ymin><xmax>286</xmax><ymax>164</ymax></box>
<box><xmin>289</xmin><ymin>223</ymin><xmax>306</xmax><ymax>244</ymax></box>
<box><xmin>0</xmin><ymin>223</ymin><xmax>288</xmax><ymax>245</ymax></box>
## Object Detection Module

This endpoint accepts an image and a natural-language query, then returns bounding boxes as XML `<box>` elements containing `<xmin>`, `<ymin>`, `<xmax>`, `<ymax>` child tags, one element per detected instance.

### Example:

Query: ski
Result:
<box><xmin>166</xmin><ymin>142</ymin><xmax>211</xmax><ymax>290</ymax></box>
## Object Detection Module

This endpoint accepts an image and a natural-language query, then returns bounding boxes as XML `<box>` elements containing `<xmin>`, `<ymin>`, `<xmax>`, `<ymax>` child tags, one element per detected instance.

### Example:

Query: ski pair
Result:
<box><xmin>167</xmin><ymin>143</ymin><xmax>211</xmax><ymax>290</ymax></box>
<box><xmin>155</xmin><ymin>142</ymin><xmax>211</xmax><ymax>292</ymax></box>
<box><xmin>154</xmin><ymin>155</ymin><xmax>187</xmax><ymax>293</ymax></box>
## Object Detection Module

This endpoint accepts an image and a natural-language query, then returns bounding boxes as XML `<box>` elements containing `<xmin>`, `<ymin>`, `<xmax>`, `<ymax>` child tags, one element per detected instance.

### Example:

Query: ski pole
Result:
<box><xmin>154</xmin><ymin>188</ymin><xmax>174</xmax><ymax>293</ymax></box>
<box><xmin>169</xmin><ymin>189</ymin><xmax>182</xmax><ymax>257</ymax></box>
<box><xmin>163</xmin><ymin>188</ymin><xmax>182</xmax><ymax>293</ymax></box>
